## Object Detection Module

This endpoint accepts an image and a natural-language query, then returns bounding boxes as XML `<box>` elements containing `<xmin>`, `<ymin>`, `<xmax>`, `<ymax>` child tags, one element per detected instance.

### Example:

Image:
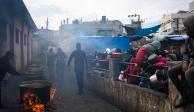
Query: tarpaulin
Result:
<box><xmin>166</xmin><ymin>35</ymin><xmax>188</xmax><ymax>41</ymax></box>
<box><xmin>71</xmin><ymin>36</ymin><xmax>143</xmax><ymax>52</ymax></box>
<box><xmin>134</xmin><ymin>25</ymin><xmax>161</xmax><ymax>36</ymax></box>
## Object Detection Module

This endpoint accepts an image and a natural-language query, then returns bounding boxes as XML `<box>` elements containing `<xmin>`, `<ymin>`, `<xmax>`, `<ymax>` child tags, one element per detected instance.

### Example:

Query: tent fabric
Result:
<box><xmin>166</xmin><ymin>35</ymin><xmax>188</xmax><ymax>41</ymax></box>
<box><xmin>72</xmin><ymin>36</ymin><xmax>143</xmax><ymax>52</ymax></box>
<box><xmin>135</xmin><ymin>25</ymin><xmax>161</xmax><ymax>36</ymax></box>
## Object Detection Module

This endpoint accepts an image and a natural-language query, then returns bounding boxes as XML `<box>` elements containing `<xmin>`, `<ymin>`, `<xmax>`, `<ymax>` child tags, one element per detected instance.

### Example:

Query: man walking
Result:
<box><xmin>46</xmin><ymin>48</ymin><xmax>55</xmax><ymax>82</ymax></box>
<box><xmin>55</xmin><ymin>48</ymin><xmax>66</xmax><ymax>82</ymax></box>
<box><xmin>67</xmin><ymin>43</ymin><xmax>88</xmax><ymax>94</ymax></box>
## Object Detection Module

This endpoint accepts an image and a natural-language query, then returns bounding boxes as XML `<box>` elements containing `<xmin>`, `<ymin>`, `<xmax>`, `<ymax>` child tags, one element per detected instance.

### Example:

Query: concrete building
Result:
<box><xmin>0</xmin><ymin>0</ymin><xmax>37</xmax><ymax>70</ymax></box>
<box><xmin>159</xmin><ymin>11</ymin><xmax>189</xmax><ymax>35</ymax></box>
<box><xmin>189</xmin><ymin>1</ymin><xmax>194</xmax><ymax>11</ymax></box>
<box><xmin>59</xmin><ymin>16</ymin><xmax>124</xmax><ymax>37</ymax></box>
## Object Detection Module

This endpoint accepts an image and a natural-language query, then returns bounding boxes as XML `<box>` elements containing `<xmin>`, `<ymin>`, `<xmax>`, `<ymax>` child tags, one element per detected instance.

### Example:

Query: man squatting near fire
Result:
<box><xmin>0</xmin><ymin>51</ymin><xmax>21</xmax><ymax>108</ymax></box>
<box><xmin>168</xmin><ymin>14</ymin><xmax>194</xmax><ymax>108</ymax></box>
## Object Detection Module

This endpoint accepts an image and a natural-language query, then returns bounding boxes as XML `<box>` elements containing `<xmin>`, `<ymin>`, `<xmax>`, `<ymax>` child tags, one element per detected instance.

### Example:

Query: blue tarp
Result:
<box><xmin>71</xmin><ymin>36</ymin><xmax>142</xmax><ymax>52</ymax></box>
<box><xmin>135</xmin><ymin>25</ymin><xmax>161</xmax><ymax>36</ymax></box>
<box><xmin>166</xmin><ymin>35</ymin><xmax>188</xmax><ymax>41</ymax></box>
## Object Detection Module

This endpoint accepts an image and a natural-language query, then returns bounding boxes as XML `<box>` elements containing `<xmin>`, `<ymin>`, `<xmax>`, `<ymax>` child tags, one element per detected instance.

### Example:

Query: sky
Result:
<box><xmin>23</xmin><ymin>0</ymin><xmax>193</xmax><ymax>30</ymax></box>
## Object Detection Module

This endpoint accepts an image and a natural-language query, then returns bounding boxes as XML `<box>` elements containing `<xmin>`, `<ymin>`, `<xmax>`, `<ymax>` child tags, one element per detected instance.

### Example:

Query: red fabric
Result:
<box><xmin>153</xmin><ymin>57</ymin><xmax>167</xmax><ymax>69</ymax></box>
<box><xmin>123</xmin><ymin>57</ymin><xmax>140</xmax><ymax>84</ymax></box>
<box><xmin>135</xmin><ymin>47</ymin><xmax>148</xmax><ymax>65</ymax></box>
<box><xmin>112</xmin><ymin>53</ymin><xmax>122</xmax><ymax>58</ymax></box>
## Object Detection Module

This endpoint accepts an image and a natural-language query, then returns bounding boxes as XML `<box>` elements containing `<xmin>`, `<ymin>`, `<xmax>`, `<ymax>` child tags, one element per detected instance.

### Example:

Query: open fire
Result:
<box><xmin>19</xmin><ymin>80</ymin><xmax>56</xmax><ymax>112</ymax></box>
<box><xmin>21</xmin><ymin>86</ymin><xmax>57</xmax><ymax>112</ymax></box>
<box><xmin>50</xmin><ymin>87</ymin><xmax>57</xmax><ymax>101</ymax></box>
<box><xmin>21</xmin><ymin>90</ymin><xmax>45</xmax><ymax>112</ymax></box>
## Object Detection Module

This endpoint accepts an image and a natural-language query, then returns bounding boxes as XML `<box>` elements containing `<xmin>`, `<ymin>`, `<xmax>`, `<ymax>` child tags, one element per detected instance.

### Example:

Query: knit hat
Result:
<box><xmin>150</xmin><ymin>41</ymin><xmax>161</xmax><ymax>50</ymax></box>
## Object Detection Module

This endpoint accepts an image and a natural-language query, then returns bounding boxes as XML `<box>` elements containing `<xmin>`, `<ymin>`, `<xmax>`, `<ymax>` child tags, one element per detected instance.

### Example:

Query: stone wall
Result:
<box><xmin>86</xmin><ymin>59</ymin><xmax>194</xmax><ymax>112</ymax></box>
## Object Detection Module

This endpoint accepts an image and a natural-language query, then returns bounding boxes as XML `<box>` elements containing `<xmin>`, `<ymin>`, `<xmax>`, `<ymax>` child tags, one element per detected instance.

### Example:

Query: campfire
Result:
<box><xmin>50</xmin><ymin>87</ymin><xmax>57</xmax><ymax>101</ymax></box>
<box><xmin>19</xmin><ymin>80</ymin><xmax>57</xmax><ymax>112</ymax></box>
<box><xmin>21</xmin><ymin>90</ymin><xmax>45</xmax><ymax>112</ymax></box>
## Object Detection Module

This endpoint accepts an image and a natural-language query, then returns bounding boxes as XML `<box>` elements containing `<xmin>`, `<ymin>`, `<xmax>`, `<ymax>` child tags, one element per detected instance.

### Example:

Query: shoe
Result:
<box><xmin>175</xmin><ymin>98</ymin><xmax>189</xmax><ymax>108</ymax></box>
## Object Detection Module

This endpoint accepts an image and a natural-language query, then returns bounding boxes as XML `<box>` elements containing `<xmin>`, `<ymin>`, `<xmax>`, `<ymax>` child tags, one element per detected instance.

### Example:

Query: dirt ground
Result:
<box><xmin>51</xmin><ymin>67</ymin><xmax>122</xmax><ymax>112</ymax></box>
<box><xmin>0</xmin><ymin>66</ymin><xmax>122</xmax><ymax>112</ymax></box>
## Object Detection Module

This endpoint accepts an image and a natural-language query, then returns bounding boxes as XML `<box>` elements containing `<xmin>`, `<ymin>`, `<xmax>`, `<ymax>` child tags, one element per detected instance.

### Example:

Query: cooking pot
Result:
<box><xmin>19</xmin><ymin>80</ymin><xmax>51</xmax><ymax>105</ymax></box>
<box><xmin>149</xmin><ymin>70</ymin><xmax>160</xmax><ymax>88</ymax></box>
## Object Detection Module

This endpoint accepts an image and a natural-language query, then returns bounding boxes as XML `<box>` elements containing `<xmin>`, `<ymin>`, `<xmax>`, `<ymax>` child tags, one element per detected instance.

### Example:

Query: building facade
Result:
<box><xmin>59</xmin><ymin>16</ymin><xmax>124</xmax><ymax>37</ymax></box>
<box><xmin>189</xmin><ymin>1</ymin><xmax>194</xmax><ymax>11</ymax></box>
<box><xmin>159</xmin><ymin>11</ymin><xmax>189</xmax><ymax>35</ymax></box>
<box><xmin>0</xmin><ymin>0</ymin><xmax>37</xmax><ymax>70</ymax></box>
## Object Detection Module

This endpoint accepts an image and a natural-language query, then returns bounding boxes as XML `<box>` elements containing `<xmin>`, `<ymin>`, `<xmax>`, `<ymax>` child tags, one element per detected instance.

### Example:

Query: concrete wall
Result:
<box><xmin>0</xmin><ymin>1</ymin><xmax>35</xmax><ymax>71</ymax></box>
<box><xmin>86</xmin><ymin>59</ymin><xmax>194</xmax><ymax>112</ymax></box>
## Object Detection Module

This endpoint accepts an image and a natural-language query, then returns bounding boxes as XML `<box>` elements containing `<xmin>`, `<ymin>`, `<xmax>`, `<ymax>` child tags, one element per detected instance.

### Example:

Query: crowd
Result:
<box><xmin>91</xmin><ymin>14</ymin><xmax>194</xmax><ymax>108</ymax></box>
<box><xmin>45</xmin><ymin>48</ymin><xmax>67</xmax><ymax>82</ymax></box>
<box><xmin>0</xmin><ymin>13</ymin><xmax>193</xmax><ymax>110</ymax></box>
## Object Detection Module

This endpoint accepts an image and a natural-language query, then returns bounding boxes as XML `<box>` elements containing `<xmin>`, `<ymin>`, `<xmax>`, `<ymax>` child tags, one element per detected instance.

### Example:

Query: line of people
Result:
<box><xmin>46</xmin><ymin>48</ymin><xmax>67</xmax><ymax>82</ymax></box>
<box><xmin>46</xmin><ymin>43</ymin><xmax>88</xmax><ymax>95</ymax></box>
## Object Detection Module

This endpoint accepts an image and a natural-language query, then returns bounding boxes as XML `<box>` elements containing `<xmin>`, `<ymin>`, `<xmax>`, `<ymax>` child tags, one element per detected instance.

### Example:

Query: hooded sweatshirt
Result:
<box><xmin>136</xmin><ymin>41</ymin><xmax>161</xmax><ymax>66</ymax></box>
<box><xmin>183</xmin><ymin>14</ymin><xmax>194</xmax><ymax>66</ymax></box>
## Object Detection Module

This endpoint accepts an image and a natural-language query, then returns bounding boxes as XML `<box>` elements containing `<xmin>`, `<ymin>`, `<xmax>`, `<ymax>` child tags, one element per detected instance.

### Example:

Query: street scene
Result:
<box><xmin>0</xmin><ymin>0</ymin><xmax>194</xmax><ymax>112</ymax></box>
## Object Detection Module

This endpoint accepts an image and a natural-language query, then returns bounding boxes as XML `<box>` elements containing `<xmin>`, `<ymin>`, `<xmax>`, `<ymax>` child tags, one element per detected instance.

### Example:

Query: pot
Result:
<box><xmin>19</xmin><ymin>80</ymin><xmax>51</xmax><ymax>105</ymax></box>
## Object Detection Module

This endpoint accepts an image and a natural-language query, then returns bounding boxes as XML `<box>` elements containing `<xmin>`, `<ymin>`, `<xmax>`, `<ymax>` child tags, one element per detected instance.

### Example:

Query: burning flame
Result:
<box><xmin>50</xmin><ymin>87</ymin><xmax>57</xmax><ymax>101</ymax></box>
<box><xmin>22</xmin><ymin>91</ymin><xmax>45</xmax><ymax>112</ymax></box>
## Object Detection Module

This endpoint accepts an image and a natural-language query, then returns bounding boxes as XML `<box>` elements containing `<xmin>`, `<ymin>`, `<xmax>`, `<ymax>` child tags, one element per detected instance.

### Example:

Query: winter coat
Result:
<box><xmin>183</xmin><ymin>14</ymin><xmax>194</xmax><ymax>66</ymax></box>
<box><xmin>135</xmin><ymin>41</ymin><xmax>161</xmax><ymax>66</ymax></box>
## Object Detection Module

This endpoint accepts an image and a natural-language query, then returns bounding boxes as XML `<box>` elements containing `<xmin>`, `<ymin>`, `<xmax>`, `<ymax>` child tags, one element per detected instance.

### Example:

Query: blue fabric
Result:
<box><xmin>166</xmin><ymin>35</ymin><xmax>188</xmax><ymax>41</ymax></box>
<box><xmin>77</xmin><ymin>36</ymin><xmax>142</xmax><ymax>52</ymax></box>
<box><xmin>135</xmin><ymin>25</ymin><xmax>161</xmax><ymax>36</ymax></box>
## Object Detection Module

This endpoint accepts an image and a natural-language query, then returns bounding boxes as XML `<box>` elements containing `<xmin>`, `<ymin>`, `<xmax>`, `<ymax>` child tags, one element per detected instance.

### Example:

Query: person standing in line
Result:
<box><xmin>168</xmin><ymin>14</ymin><xmax>194</xmax><ymax>108</ymax></box>
<box><xmin>46</xmin><ymin>48</ymin><xmax>56</xmax><ymax>82</ymax></box>
<box><xmin>55</xmin><ymin>48</ymin><xmax>66</xmax><ymax>82</ymax></box>
<box><xmin>67</xmin><ymin>43</ymin><xmax>88</xmax><ymax>94</ymax></box>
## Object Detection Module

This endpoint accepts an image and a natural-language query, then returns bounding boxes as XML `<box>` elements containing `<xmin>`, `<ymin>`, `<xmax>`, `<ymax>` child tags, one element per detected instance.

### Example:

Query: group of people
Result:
<box><xmin>46</xmin><ymin>48</ymin><xmax>67</xmax><ymax>82</ymax></box>
<box><xmin>119</xmin><ymin>41</ymin><xmax>173</xmax><ymax>92</ymax></box>
<box><xmin>46</xmin><ymin>43</ymin><xmax>88</xmax><ymax>95</ymax></box>
<box><xmin>118</xmin><ymin>14</ymin><xmax>194</xmax><ymax>108</ymax></box>
<box><xmin>0</xmin><ymin>14</ymin><xmax>194</xmax><ymax>110</ymax></box>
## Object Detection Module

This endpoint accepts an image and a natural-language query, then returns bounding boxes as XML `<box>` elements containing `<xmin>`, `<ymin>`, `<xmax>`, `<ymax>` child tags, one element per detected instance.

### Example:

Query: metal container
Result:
<box><xmin>19</xmin><ymin>80</ymin><xmax>51</xmax><ymax>105</ymax></box>
<box><xmin>149</xmin><ymin>73</ymin><xmax>159</xmax><ymax>86</ymax></box>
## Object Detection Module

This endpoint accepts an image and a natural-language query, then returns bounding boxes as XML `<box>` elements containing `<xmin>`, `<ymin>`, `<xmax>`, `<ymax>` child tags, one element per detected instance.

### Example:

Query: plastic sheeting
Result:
<box><xmin>135</xmin><ymin>25</ymin><xmax>161</xmax><ymax>36</ymax></box>
<box><xmin>166</xmin><ymin>35</ymin><xmax>188</xmax><ymax>41</ymax></box>
<box><xmin>68</xmin><ymin>36</ymin><xmax>143</xmax><ymax>52</ymax></box>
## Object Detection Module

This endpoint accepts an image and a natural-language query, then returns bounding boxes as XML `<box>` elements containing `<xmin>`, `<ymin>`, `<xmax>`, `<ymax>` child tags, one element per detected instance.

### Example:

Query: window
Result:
<box><xmin>24</xmin><ymin>34</ymin><xmax>27</xmax><ymax>45</ymax></box>
<box><xmin>0</xmin><ymin>21</ymin><xmax>7</xmax><ymax>42</ymax></box>
<box><xmin>15</xmin><ymin>28</ymin><xmax>20</xmax><ymax>44</ymax></box>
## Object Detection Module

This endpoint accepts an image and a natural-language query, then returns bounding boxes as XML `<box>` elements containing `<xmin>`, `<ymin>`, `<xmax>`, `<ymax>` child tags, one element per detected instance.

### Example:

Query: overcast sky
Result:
<box><xmin>23</xmin><ymin>0</ymin><xmax>193</xmax><ymax>30</ymax></box>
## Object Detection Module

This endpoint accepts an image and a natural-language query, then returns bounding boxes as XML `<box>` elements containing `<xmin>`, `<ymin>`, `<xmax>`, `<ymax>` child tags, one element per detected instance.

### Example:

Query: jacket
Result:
<box><xmin>183</xmin><ymin>14</ymin><xmax>194</xmax><ymax>66</ymax></box>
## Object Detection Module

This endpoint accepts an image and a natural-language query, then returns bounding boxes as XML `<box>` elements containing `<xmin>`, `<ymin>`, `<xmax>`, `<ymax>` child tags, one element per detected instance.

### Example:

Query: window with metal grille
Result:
<box><xmin>0</xmin><ymin>21</ymin><xmax>7</xmax><ymax>42</ymax></box>
<box><xmin>15</xmin><ymin>28</ymin><xmax>20</xmax><ymax>44</ymax></box>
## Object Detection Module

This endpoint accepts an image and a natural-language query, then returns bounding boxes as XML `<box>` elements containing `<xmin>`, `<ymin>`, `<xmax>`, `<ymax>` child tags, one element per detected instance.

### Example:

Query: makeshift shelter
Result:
<box><xmin>61</xmin><ymin>36</ymin><xmax>143</xmax><ymax>53</ymax></box>
<box><xmin>124</xmin><ymin>25</ymin><xmax>161</xmax><ymax>36</ymax></box>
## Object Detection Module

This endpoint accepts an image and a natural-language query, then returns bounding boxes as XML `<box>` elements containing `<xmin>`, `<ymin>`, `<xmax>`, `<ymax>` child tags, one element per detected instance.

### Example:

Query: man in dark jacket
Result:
<box><xmin>55</xmin><ymin>48</ymin><xmax>66</xmax><ymax>82</ymax></box>
<box><xmin>67</xmin><ymin>43</ymin><xmax>88</xmax><ymax>94</ymax></box>
<box><xmin>168</xmin><ymin>14</ymin><xmax>194</xmax><ymax>108</ymax></box>
<box><xmin>0</xmin><ymin>51</ymin><xmax>20</xmax><ymax>107</ymax></box>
